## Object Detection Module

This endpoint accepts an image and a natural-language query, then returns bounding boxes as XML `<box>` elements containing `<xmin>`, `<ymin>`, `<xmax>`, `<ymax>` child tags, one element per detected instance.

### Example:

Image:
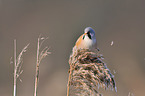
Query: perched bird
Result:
<box><xmin>68</xmin><ymin>27</ymin><xmax>116</xmax><ymax>96</ymax></box>
<box><xmin>75</xmin><ymin>27</ymin><xmax>97</xmax><ymax>50</ymax></box>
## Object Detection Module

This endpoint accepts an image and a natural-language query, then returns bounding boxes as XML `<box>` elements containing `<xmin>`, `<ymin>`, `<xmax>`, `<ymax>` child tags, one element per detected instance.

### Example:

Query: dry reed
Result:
<box><xmin>13</xmin><ymin>39</ymin><xmax>29</xmax><ymax>96</ymax></box>
<box><xmin>67</xmin><ymin>47</ymin><xmax>117</xmax><ymax>96</ymax></box>
<box><xmin>34</xmin><ymin>36</ymin><xmax>51</xmax><ymax>96</ymax></box>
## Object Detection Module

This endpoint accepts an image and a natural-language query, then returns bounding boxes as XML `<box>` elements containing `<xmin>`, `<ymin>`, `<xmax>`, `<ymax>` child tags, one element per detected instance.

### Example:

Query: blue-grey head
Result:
<box><xmin>83</xmin><ymin>27</ymin><xmax>96</xmax><ymax>40</ymax></box>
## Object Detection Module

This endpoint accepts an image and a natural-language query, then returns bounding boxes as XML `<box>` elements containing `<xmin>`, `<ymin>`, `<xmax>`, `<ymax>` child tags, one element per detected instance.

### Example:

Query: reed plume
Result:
<box><xmin>13</xmin><ymin>39</ymin><xmax>29</xmax><ymax>96</ymax></box>
<box><xmin>67</xmin><ymin>48</ymin><xmax>117</xmax><ymax>96</ymax></box>
<box><xmin>34</xmin><ymin>36</ymin><xmax>51</xmax><ymax>96</ymax></box>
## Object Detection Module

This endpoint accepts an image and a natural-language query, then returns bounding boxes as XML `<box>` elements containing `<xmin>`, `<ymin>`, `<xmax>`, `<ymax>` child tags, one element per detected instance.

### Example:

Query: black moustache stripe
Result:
<box><xmin>83</xmin><ymin>35</ymin><xmax>85</xmax><ymax>39</ymax></box>
<box><xmin>87</xmin><ymin>32</ymin><xmax>92</xmax><ymax>39</ymax></box>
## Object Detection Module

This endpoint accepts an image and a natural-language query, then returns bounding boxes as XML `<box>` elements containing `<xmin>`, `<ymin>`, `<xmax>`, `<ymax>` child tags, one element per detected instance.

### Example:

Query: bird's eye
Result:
<box><xmin>87</xmin><ymin>31</ymin><xmax>92</xmax><ymax>39</ymax></box>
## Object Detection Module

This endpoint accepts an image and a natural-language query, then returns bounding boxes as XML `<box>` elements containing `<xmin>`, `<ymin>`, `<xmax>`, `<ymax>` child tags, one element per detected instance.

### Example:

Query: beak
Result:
<box><xmin>84</xmin><ymin>33</ymin><xmax>87</xmax><ymax>35</ymax></box>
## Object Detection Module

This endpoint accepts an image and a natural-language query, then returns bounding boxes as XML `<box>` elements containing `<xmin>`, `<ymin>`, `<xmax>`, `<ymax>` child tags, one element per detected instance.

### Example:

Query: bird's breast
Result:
<box><xmin>75</xmin><ymin>35</ymin><xmax>96</xmax><ymax>49</ymax></box>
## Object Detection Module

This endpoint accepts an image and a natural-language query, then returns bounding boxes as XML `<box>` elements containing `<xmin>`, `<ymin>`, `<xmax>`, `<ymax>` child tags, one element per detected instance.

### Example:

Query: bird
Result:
<box><xmin>75</xmin><ymin>27</ymin><xmax>97</xmax><ymax>50</ymax></box>
<box><xmin>68</xmin><ymin>27</ymin><xmax>116</xmax><ymax>96</ymax></box>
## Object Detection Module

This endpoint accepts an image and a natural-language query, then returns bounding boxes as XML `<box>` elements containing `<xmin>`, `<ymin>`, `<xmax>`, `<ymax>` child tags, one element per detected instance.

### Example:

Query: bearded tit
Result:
<box><xmin>75</xmin><ymin>27</ymin><xmax>97</xmax><ymax>50</ymax></box>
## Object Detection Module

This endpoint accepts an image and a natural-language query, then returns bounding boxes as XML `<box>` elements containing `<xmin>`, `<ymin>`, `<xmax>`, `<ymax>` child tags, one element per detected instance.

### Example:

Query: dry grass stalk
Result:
<box><xmin>34</xmin><ymin>36</ymin><xmax>51</xmax><ymax>96</ymax></box>
<box><xmin>13</xmin><ymin>39</ymin><xmax>29</xmax><ymax>96</ymax></box>
<box><xmin>67</xmin><ymin>48</ymin><xmax>117</xmax><ymax>96</ymax></box>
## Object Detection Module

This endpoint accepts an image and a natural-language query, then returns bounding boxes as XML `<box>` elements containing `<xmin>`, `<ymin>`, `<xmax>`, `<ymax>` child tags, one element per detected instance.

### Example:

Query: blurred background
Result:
<box><xmin>0</xmin><ymin>0</ymin><xmax>145</xmax><ymax>96</ymax></box>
